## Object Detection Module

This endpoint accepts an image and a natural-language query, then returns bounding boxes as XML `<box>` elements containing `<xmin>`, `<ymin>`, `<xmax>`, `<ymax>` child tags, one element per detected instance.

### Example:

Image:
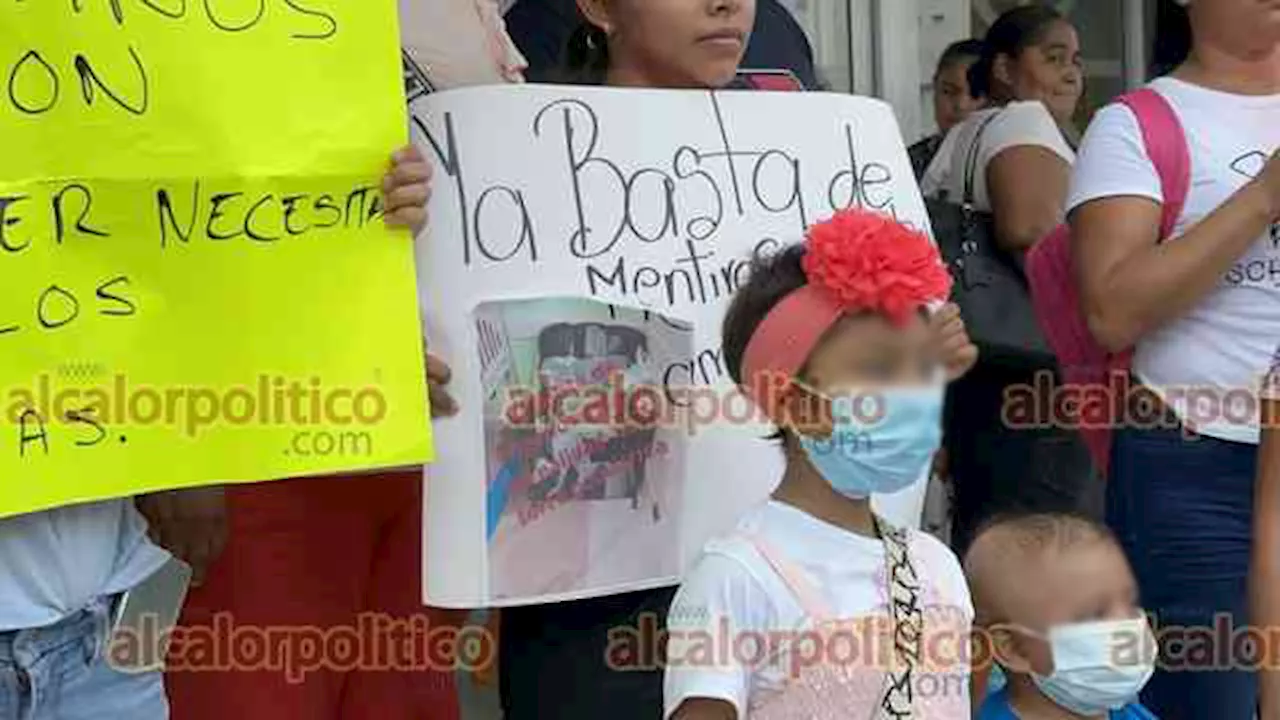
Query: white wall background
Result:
<box><xmin>784</xmin><ymin>0</ymin><xmax>966</xmax><ymax>142</ymax></box>
<box><xmin>917</xmin><ymin>0</ymin><xmax>972</xmax><ymax>137</ymax></box>
<box><xmin>782</xmin><ymin>0</ymin><xmax>1149</xmax><ymax>142</ymax></box>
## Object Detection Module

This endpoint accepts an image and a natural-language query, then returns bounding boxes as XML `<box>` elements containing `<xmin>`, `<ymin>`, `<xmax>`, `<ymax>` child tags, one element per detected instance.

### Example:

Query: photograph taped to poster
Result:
<box><xmin>478</xmin><ymin>299</ymin><xmax>690</xmax><ymax>600</ymax></box>
<box><xmin>413</xmin><ymin>84</ymin><xmax>935</xmax><ymax>607</ymax></box>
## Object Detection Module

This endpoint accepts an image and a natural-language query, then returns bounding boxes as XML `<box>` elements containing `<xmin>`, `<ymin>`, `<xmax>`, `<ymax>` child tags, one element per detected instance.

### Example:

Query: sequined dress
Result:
<box><xmin>744</xmin><ymin>530</ymin><xmax>971</xmax><ymax>719</ymax></box>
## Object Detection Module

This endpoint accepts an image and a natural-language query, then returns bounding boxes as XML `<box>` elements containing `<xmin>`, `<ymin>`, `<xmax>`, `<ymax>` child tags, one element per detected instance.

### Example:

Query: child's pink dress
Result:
<box><xmin>744</xmin><ymin>532</ymin><xmax>971</xmax><ymax>719</ymax></box>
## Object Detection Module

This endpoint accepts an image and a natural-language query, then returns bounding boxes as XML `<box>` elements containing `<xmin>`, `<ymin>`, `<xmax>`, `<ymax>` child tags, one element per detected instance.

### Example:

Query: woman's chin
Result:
<box><xmin>1048</xmin><ymin>100</ymin><xmax>1079</xmax><ymax>125</ymax></box>
<box><xmin>702</xmin><ymin>63</ymin><xmax>744</xmax><ymax>90</ymax></box>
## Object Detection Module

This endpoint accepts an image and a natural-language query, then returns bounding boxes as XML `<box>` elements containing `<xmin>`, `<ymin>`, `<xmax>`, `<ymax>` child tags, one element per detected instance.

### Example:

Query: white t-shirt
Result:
<box><xmin>0</xmin><ymin>501</ymin><xmax>169</xmax><ymax>631</ymax></box>
<box><xmin>920</xmin><ymin>128</ymin><xmax>959</xmax><ymax>200</ymax></box>
<box><xmin>1066</xmin><ymin>77</ymin><xmax>1280</xmax><ymax>444</ymax></box>
<box><xmin>663</xmin><ymin>501</ymin><xmax>972</xmax><ymax>718</ymax></box>
<box><xmin>925</xmin><ymin>101</ymin><xmax>1075</xmax><ymax>210</ymax></box>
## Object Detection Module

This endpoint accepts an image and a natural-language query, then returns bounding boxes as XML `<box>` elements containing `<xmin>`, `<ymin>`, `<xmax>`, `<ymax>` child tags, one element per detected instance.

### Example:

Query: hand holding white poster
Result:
<box><xmin>412</xmin><ymin>85</ymin><xmax>934</xmax><ymax>607</ymax></box>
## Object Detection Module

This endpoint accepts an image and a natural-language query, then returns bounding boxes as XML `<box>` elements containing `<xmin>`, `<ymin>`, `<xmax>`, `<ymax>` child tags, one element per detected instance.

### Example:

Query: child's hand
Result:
<box><xmin>427</xmin><ymin>351</ymin><xmax>458</xmax><ymax>418</ymax></box>
<box><xmin>933</xmin><ymin>303</ymin><xmax>978</xmax><ymax>380</ymax></box>
<box><xmin>383</xmin><ymin>144</ymin><xmax>433</xmax><ymax>236</ymax></box>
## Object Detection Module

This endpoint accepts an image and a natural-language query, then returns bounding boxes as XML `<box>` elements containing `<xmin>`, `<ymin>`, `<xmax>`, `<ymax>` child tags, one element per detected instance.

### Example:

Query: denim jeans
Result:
<box><xmin>1108</xmin><ymin>424</ymin><xmax>1257</xmax><ymax>719</ymax></box>
<box><xmin>0</xmin><ymin>597</ymin><xmax>168</xmax><ymax>720</ymax></box>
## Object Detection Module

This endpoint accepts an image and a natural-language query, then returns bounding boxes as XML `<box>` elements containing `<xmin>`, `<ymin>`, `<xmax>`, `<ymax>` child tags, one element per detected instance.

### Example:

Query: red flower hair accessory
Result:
<box><xmin>800</xmin><ymin>209</ymin><xmax>952</xmax><ymax>324</ymax></box>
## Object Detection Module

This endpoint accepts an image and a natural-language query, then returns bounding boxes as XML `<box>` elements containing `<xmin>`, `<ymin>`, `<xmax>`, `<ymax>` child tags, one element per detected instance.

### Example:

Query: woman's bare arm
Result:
<box><xmin>1253</xmin><ymin>399</ymin><xmax>1280</xmax><ymax>718</ymax></box>
<box><xmin>1073</xmin><ymin>151</ymin><xmax>1280</xmax><ymax>352</ymax></box>
<box><xmin>987</xmin><ymin>146</ymin><xmax>1071</xmax><ymax>253</ymax></box>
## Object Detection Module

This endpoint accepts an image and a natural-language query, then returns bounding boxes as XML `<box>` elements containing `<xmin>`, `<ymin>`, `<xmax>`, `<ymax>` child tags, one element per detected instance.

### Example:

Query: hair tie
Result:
<box><xmin>739</xmin><ymin>209</ymin><xmax>952</xmax><ymax>414</ymax></box>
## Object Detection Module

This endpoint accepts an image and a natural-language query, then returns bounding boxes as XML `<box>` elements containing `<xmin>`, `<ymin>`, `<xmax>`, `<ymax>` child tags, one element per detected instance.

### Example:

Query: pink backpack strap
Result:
<box><xmin>745</xmin><ymin>534</ymin><xmax>834</xmax><ymax>621</ymax></box>
<box><xmin>1024</xmin><ymin>86</ymin><xmax>1190</xmax><ymax>478</ymax></box>
<box><xmin>1101</xmin><ymin>88</ymin><xmax>1192</xmax><ymax>422</ymax></box>
<box><xmin>1115</xmin><ymin>87</ymin><xmax>1191</xmax><ymax>240</ymax></box>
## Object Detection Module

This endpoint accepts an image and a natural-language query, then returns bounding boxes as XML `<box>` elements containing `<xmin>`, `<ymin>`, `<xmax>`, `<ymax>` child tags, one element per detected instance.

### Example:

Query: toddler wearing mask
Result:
<box><xmin>966</xmin><ymin>513</ymin><xmax>1158</xmax><ymax>719</ymax></box>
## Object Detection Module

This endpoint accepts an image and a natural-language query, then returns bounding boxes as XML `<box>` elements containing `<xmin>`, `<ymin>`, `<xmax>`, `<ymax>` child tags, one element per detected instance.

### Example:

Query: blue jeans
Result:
<box><xmin>1108</xmin><ymin>425</ymin><xmax>1257</xmax><ymax>719</ymax></box>
<box><xmin>0</xmin><ymin>598</ymin><xmax>168</xmax><ymax>720</ymax></box>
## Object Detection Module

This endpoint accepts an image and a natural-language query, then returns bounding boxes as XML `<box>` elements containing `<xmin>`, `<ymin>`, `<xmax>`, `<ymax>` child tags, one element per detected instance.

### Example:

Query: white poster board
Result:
<box><xmin>413</xmin><ymin>85</ymin><xmax>934</xmax><ymax>608</ymax></box>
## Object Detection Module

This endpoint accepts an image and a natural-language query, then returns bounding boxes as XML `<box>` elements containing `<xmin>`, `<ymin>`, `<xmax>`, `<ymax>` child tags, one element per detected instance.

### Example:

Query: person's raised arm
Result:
<box><xmin>1253</xmin><ymin>397</ymin><xmax>1280</xmax><ymax>719</ymax></box>
<box><xmin>1074</xmin><ymin>150</ymin><xmax>1280</xmax><ymax>352</ymax></box>
<box><xmin>383</xmin><ymin>144</ymin><xmax>458</xmax><ymax>418</ymax></box>
<box><xmin>987</xmin><ymin>145</ymin><xmax>1071</xmax><ymax>253</ymax></box>
<box><xmin>343</xmin><ymin>146</ymin><xmax>455</xmax><ymax>477</ymax></box>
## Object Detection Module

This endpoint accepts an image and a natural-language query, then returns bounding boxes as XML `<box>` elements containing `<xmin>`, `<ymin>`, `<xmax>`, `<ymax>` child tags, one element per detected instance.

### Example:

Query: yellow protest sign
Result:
<box><xmin>0</xmin><ymin>1</ymin><xmax>432</xmax><ymax>518</ymax></box>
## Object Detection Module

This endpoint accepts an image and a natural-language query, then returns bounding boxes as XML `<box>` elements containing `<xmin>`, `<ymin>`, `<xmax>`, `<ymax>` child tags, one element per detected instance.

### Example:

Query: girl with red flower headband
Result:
<box><xmin>664</xmin><ymin>209</ymin><xmax>974</xmax><ymax>720</ymax></box>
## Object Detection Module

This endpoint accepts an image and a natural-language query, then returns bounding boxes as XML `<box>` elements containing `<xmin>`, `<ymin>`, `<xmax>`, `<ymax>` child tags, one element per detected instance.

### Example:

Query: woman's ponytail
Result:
<box><xmin>967</xmin><ymin>55</ymin><xmax>994</xmax><ymax>101</ymax></box>
<box><xmin>1152</xmin><ymin>0</ymin><xmax>1192</xmax><ymax>77</ymax></box>
<box><xmin>559</xmin><ymin>22</ymin><xmax>610</xmax><ymax>85</ymax></box>
<box><xmin>970</xmin><ymin>4</ymin><xmax>1065</xmax><ymax>103</ymax></box>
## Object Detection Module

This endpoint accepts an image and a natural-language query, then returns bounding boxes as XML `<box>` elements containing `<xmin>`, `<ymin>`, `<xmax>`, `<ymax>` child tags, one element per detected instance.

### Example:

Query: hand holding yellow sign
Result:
<box><xmin>0</xmin><ymin>1</ymin><xmax>432</xmax><ymax>518</ymax></box>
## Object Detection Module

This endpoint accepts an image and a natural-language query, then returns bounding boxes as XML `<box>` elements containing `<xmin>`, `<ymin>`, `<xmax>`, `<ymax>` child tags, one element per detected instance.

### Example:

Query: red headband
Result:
<box><xmin>740</xmin><ymin>209</ymin><xmax>952</xmax><ymax>415</ymax></box>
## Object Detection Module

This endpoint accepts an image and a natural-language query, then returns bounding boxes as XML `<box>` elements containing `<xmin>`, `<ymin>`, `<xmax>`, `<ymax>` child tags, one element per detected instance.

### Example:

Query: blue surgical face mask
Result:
<box><xmin>796</xmin><ymin>383</ymin><xmax>944</xmax><ymax>498</ymax></box>
<box><xmin>1030</xmin><ymin>616</ymin><xmax>1156</xmax><ymax>716</ymax></box>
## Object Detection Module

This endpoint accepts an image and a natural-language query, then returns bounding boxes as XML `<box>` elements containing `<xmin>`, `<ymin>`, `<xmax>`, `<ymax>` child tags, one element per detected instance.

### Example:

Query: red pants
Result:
<box><xmin>166</xmin><ymin>472</ymin><xmax>463</xmax><ymax>720</ymax></box>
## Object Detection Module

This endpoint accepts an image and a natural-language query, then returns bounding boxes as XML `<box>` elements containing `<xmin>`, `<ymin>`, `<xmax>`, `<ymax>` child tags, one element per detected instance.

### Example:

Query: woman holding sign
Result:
<box><xmin>150</xmin><ymin>146</ymin><xmax>462</xmax><ymax>720</ymax></box>
<box><xmin>155</xmin><ymin>2</ymin><xmax>531</xmax><ymax>717</ymax></box>
<box><xmin>495</xmin><ymin>2</ymin><xmax>977</xmax><ymax>718</ymax></box>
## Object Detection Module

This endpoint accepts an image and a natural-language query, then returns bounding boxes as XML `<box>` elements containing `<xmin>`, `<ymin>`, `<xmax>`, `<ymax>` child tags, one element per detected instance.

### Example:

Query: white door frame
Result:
<box><xmin>1122</xmin><ymin>0</ymin><xmax>1148</xmax><ymax>88</ymax></box>
<box><xmin>850</xmin><ymin>0</ymin><xmax>1152</xmax><ymax>140</ymax></box>
<box><xmin>863</xmin><ymin>0</ymin><xmax>926</xmax><ymax>141</ymax></box>
<box><xmin>848</xmin><ymin>0</ymin><xmax>876</xmax><ymax>96</ymax></box>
